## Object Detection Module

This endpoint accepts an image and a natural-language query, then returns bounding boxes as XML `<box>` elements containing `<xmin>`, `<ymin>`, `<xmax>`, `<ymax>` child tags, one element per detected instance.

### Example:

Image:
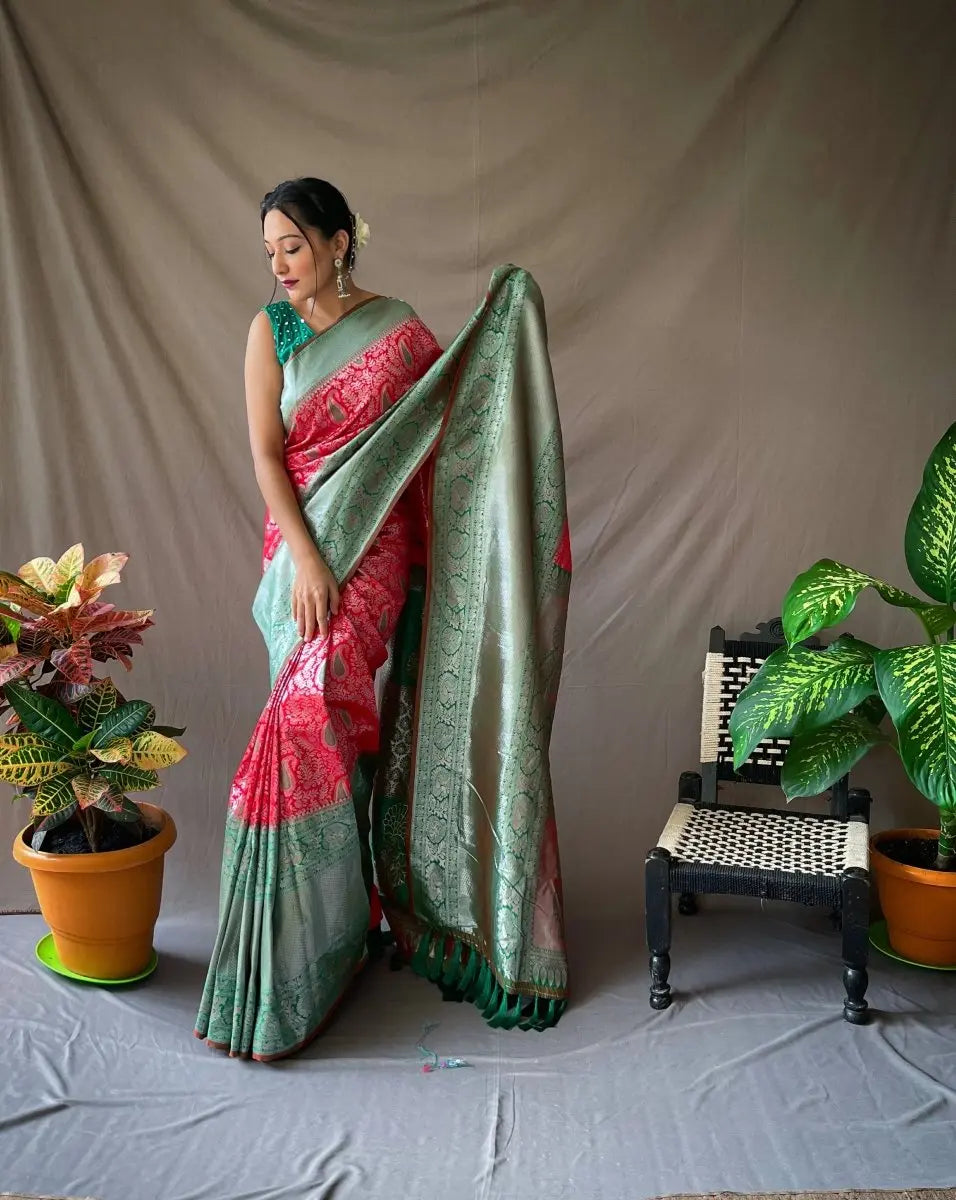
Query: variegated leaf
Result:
<box><xmin>100</xmin><ymin>792</ymin><xmax>143</xmax><ymax>823</ymax></box>
<box><xmin>89</xmin><ymin>629</ymin><xmax>144</xmax><ymax>668</ymax></box>
<box><xmin>54</xmin><ymin>544</ymin><xmax>85</xmax><ymax>586</ymax></box>
<box><xmin>875</xmin><ymin>644</ymin><xmax>956</xmax><ymax>810</ymax></box>
<box><xmin>783</xmin><ymin>559</ymin><xmax>956</xmax><ymax>646</ymax></box>
<box><xmin>90</xmin><ymin>701</ymin><xmax>153</xmax><ymax>748</ymax></box>
<box><xmin>72</xmin><ymin>604</ymin><xmax>154</xmax><ymax>637</ymax></box>
<box><xmin>65</xmin><ymin>553</ymin><xmax>128</xmax><ymax>608</ymax></box>
<box><xmin>71</xmin><ymin>774</ymin><xmax>112</xmax><ymax>811</ymax></box>
<box><xmin>2</xmin><ymin>682</ymin><xmax>82</xmax><ymax>747</ymax></box>
<box><xmin>33</xmin><ymin>774</ymin><xmax>79</xmax><ymax>819</ymax></box>
<box><xmin>13</xmin><ymin>625</ymin><xmax>53</xmax><ymax>656</ymax></box>
<box><xmin>90</xmin><ymin>787</ymin><xmax>137</xmax><ymax>819</ymax></box>
<box><xmin>97</xmin><ymin>764</ymin><xmax>159</xmax><ymax>793</ymax></box>
<box><xmin>0</xmin><ymin>654</ymin><xmax>44</xmax><ymax>687</ymax></box>
<box><xmin>17</xmin><ymin>557</ymin><xmax>59</xmax><ymax>596</ymax></box>
<box><xmin>0</xmin><ymin>732</ymin><xmax>60</xmax><ymax>752</ymax></box>
<box><xmin>0</xmin><ymin>644</ymin><xmax>18</xmax><ymax>663</ymax></box>
<box><xmin>730</xmin><ymin>636</ymin><xmax>878</xmax><ymax>769</ymax></box>
<box><xmin>130</xmin><ymin>731</ymin><xmax>186</xmax><ymax>770</ymax></box>
<box><xmin>90</xmin><ymin>737</ymin><xmax>133</xmax><ymax>764</ymax></box>
<box><xmin>0</xmin><ymin>572</ymin><xmax>52</xmax><ymax>615</ymax></box>
<box><xmin>50</xmin><ymin>637</ymin><xmax>94</xmax><ymax>685</ymax></box>
<box><xmin>0</xmin><ymin>748</ymin><xmax>72</xmax><ymax>787</ymax></box>
<box><xmin>905</xmin><ymin>423</ymin><xmax>956</xmax><ymax>605</ymax></box>
<box><xmin>46</xmin><ymin>677</ymin><xmax>93</xmax><ymax>707</ymax></box>
<box><xmin>781</xmin><ymin>713</ymin><xmax>888</xmax><ymax>801</ymax></box>
<box><xmin>78</xmin><ymin>678</ymin><xmax>121</xmax><ymax>732</ymax></box>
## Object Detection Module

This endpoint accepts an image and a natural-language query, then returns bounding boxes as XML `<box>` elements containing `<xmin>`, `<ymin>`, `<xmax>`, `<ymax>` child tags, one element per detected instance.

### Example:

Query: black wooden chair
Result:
<box><xmin>645</xmin><ymin>621</ymin><xmax>873</xmax><ymax>1023</ymax></box>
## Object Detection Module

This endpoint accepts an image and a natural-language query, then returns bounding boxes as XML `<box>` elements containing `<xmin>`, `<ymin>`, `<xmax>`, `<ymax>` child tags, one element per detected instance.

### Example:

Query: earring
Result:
<box><xmin>335</xmin><ymin>257</ymin><xmax>351</xmax><ymax>300</ymax></box>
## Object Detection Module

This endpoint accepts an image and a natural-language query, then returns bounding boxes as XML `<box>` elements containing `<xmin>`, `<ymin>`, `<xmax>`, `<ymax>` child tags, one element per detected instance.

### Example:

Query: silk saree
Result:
<box><xmin>195</xmin><ymin>266</ymin><xmax>571</xmax><ymax>1061</ymax></box>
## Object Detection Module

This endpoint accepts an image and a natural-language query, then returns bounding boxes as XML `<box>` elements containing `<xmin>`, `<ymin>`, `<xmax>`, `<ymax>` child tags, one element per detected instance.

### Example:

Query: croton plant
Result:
<box><xmin>730</xmin><ymin>423</ymin><xmax>956</xmax><ymax>870</ymax></box>
<box><xmin>0</xmin><ymin>546</ymin><xmax>186</xmax><ymax>852</ymax></box>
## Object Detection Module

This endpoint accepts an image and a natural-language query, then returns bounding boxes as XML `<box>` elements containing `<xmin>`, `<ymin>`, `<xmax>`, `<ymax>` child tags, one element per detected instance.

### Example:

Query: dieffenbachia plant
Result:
<box><xmin>730</xmin><ymin>424</ymin><xmax>956</xmax><ymax>869</ymax></box>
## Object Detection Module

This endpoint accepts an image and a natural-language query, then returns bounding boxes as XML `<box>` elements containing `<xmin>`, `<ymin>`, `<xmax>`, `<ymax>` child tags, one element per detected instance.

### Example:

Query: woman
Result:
<box><xmin>195</xmin><ymin>178</ymin><xmax>571</xmax><ymax>1061</ymax></box>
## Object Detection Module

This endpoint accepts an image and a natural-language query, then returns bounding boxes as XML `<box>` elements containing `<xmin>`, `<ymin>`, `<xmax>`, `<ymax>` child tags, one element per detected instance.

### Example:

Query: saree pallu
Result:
<box><xmin>195</xmin><ymin>265</ymin><xmax>571</xmax><ymax>1060</ymax></box>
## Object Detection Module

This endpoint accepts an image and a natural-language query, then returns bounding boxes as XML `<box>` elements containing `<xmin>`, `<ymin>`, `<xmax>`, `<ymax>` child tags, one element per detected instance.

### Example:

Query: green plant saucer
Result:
<box><xmin>869</xmin><ymin>920</ymin><xmax>956</xmax><ymax>972</ymax></box>
<box><xmin>35</xmin><ymin>932</ymin><xmax>159</xmax><ymax>985</ymax></box>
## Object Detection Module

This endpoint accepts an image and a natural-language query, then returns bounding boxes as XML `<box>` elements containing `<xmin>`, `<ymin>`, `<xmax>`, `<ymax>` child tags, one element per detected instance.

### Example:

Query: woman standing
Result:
<box><xmin>195</xmin><ymin>178</ymin><xmax>571</xmax><ymax>1061</ymax></box>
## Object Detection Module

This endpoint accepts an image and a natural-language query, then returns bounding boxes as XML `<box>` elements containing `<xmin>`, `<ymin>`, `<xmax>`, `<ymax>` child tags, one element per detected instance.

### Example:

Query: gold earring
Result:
<box><xmin>335</xmin><ymin>257</ymin><xmax>351</xmax><ymax>300</ymax></box>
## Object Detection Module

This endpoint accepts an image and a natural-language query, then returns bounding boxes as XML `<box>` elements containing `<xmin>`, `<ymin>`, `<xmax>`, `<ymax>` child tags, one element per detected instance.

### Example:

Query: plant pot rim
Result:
<box><xmin>11</xmin><ymin>800</ymin><xmax>176</xmax><ymax>875</ymax></box>
<box><xmin>870</xmin><ymin>827</ymin><xmax>956</xmax><ymax>888</ymax></box>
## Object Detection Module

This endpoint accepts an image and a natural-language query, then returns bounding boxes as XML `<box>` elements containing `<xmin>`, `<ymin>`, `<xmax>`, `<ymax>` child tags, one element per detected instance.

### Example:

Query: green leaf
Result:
<box><xmin>875</xmin><ymin>644</ymin><xmax>956</xmax><ymax>810</ymax></box>
<box><xmin>72</xmin><ymin>731</ymin><xmax>96</xmax><ymax>753</ymax></box>
<box><xmin>782</xmin><ymin>558</ymin><xmax>956</xmax><ymax>646</ymax></box>
<box><xmin>150</xmin><ymin>724</ymin><xmax>187</xmax><ymax>738</ymax></box>
<box><xmin>33</xmin><ymin>774</ymin><xmax>80</xmax><ymax>818</ymax></box>
<box><xmin>1</xmin><ymin>681</ymin><xmax>81</xmax><ymax>748</ymax></box>
<box><xmin>32</xmin><ymin>803</ymin><xmax>76</xmax><ymax>838</ymax></box>
<box><xmin>1</xmin><ymin>613</ymin><xmax>20</xmax><ymax>642</ymax></box>
<box><xmin>730</xmin><ymin>635</ymin><xmax>878</xmax><ymax>769</ymax></box>
<box><xmin>90</xmin><ymin>701</ymin><xmax>153</xmax><ymax>749</ymax></box>
<box><xmin>77</xmin><ymin>678</ymin><xmax>121</xmax><ymax>733</ymax></box>
<box><xmin>96</xmin><ymin>764</ymin><xmax>159</xmax><ymax>793</ymax></box>
<box><xmin>905</xmin><ymin>422</ymin><xmax>956</xmax><ymax>604</ymax></box>
<box><xmin>781</xmin><ymin>713</ymin><xmax>888</xmax><ymax>801</ymax></box>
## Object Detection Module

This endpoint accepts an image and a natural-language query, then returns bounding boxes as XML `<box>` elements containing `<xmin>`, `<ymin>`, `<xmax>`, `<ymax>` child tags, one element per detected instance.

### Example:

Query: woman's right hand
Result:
<box><xmin>291</xmin><ymin>550</ymin><xmax>340</xmax><ymax>641</ymax></box>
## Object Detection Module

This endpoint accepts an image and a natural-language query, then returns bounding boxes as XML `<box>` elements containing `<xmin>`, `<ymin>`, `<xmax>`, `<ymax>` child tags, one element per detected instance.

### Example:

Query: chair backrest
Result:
<box><xmin>695</xmin><ymin>621</ymin><xmax>850</xmax><ymax>811</ymax></box>
<box><xmin>701</xmin><ymin>623</ymin><xmax>793</xmax><ymax>789</ymax></box>
<box><xmin>700</xmin><ymin>619</ymin><xmax>834</xmax><ymax>806</ymax></box>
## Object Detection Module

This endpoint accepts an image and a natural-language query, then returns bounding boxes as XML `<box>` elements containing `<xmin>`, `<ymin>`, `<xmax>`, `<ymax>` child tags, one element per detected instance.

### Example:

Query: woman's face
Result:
<box><xmin>263</xmin><ymin>207</ymin><xmax>339</xmax><ymax>304</ymax></box>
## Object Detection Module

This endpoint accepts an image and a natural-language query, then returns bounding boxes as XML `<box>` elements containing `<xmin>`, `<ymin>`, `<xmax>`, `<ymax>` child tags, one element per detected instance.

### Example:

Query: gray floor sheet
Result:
<box><xmin>1</xmin><ymin>909</ymin><xmax>953</xmax><ymax>1200</ymax></box>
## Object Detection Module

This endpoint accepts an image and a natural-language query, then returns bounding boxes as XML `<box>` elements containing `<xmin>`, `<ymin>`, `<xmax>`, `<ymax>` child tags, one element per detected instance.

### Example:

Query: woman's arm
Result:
<box><xmin>245</xmin><ymin>311</ymin><xmax>339</xmax><ymax>640</ymax></box>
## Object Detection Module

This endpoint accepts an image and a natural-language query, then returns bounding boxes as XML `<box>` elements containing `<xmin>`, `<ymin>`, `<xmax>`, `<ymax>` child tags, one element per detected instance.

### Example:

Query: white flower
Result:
<box><xmin>353</xmin><ymin>213</ymin><xmax>371</xmax><ymax>252</ymax></box>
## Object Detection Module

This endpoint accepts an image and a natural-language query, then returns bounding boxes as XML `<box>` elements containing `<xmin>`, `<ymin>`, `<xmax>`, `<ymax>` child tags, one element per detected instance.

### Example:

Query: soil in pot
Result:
<box><xmin>27</xmin><ymin>821</ymin><xmax>159</xmax><ymax>856</ymax></box>
<box><xmin>879</xmin><ymin>836</ymin><xmax>946</xmax><ymax>872</ymax></box>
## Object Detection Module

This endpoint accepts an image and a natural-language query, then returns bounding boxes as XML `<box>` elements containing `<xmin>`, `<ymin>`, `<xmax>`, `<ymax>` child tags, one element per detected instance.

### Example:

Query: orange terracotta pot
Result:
<box><xmin>12</xmin><ymin>802</ymin><xmax>177</xmax><ymax>980</ymax></box>
<box><xmin>871</xmin><ymin>827</ymin><xmax>956</xmax><ymax>967</ymax></box>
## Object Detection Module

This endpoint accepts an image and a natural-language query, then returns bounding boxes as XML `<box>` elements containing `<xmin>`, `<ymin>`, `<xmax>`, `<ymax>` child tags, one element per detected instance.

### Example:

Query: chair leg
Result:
<box><xmin>646</xmin><ymin>847</ymin><xmax>673</xmax><ymax>1010</ymax></box>
<box><xmin>841</xmin><ymin>867</ymin><xmax>871</xmax><ymax>1024</ymax></box>
<box><xmin>678</xmin><ymin>892</ymin><xmax>698</xmax><ymax>916</ymax></box>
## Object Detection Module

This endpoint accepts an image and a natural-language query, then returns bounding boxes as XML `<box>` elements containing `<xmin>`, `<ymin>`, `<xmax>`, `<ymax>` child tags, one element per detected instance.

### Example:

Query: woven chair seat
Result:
<box><xmin>658</xmin><ymin>802</ymin><xmax>869</xmax><ymax>876</ymax></box>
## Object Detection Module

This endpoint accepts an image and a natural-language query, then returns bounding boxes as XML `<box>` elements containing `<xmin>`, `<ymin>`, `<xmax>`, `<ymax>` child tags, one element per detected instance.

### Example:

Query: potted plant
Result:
<box><xmin>730</xmin><ymin>424</ymin><xmax>956</xmax><ymax>967</ymax></box>
<box><xmin>1</xmin><ymin>545</ymin><xmax>185</xmax><ymax>981</ymax></box>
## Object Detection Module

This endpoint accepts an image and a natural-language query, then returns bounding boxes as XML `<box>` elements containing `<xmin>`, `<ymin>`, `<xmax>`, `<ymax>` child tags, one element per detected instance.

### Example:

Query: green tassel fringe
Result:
<box><xmin>406</xmin><ymin>930</ymin><xmax>566</xmax><ymax>1031</ymax></box>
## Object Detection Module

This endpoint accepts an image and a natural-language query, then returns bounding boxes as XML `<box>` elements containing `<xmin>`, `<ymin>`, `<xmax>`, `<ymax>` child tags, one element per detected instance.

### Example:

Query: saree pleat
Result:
<box><xmin>197</xmin><ymin>268</ymin><xmax>570</xmax><ymax>1060</ymax></box>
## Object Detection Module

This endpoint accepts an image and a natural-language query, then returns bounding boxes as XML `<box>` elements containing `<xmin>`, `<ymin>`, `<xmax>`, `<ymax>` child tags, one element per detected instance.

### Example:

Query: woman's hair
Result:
<box><xmin>260</xmin><ymin>177</ymin><xmax>356</xmax><ymax>269</ymax></box>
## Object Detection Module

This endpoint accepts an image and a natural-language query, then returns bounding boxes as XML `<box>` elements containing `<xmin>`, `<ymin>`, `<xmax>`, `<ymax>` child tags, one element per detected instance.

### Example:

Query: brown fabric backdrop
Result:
<box><xmin>1</xmin><ymin>0</ymin><xmax>954</xmax><ymax>917</ymax></box>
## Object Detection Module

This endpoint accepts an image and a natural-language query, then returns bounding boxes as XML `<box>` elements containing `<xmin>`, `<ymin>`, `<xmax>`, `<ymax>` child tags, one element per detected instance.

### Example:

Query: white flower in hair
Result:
<box><xmin>353</xmin><ymin>213</ymin><xmax>371</xmax><ymax>252</ymax></box>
